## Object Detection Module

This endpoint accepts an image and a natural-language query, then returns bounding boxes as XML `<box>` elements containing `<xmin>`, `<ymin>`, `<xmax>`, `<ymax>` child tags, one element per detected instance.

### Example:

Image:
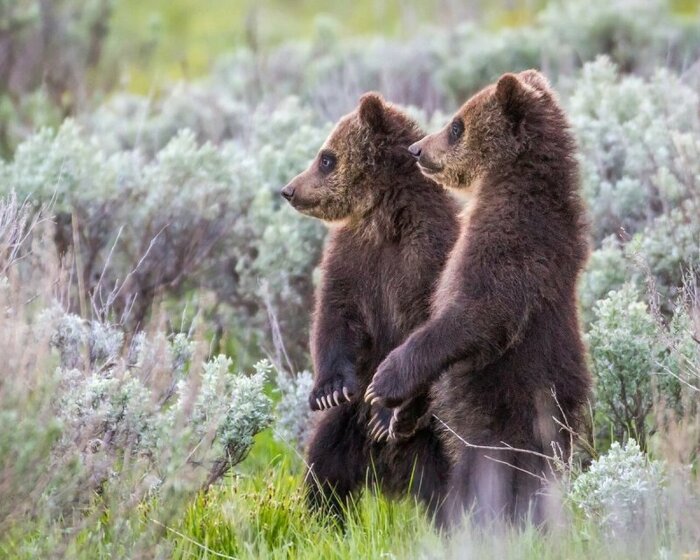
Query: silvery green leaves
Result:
<box><xmin>587</xmin><ymin>283</ymin><xmax>698</xmax><ymax>448</ymax></box>
<box><xmin>274</xmin><ymin>369</ymin><xmax>315</xmax><ymax>450</ymax></box>
<box><xmin>38</xmin><ymin>305</ymin><xmax>273</xmax><ymax>492</ymax></box>
<box><xmin>0</xmin><ymin>110</ymin><xmax>329</xmax><ymax>363</ymax></box>
<box><xmin>570</xmin><ymin>440</ymin><xmax>666</xmax><ymax>535</ymax></box>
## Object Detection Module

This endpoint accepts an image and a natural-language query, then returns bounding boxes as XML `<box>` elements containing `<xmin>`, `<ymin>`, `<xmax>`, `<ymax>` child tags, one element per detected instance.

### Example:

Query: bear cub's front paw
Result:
<box><xmin>368</xmin><ymin>395</ymin><xmax>431</xmax><ymax>443</ymax></box>
<box><xmin>367</xmin><ymin>405</ymin><xmax>393</xmax><ymax>442</ymax></box>
<box><xmin>390</xmin><ymin>395</ymin><xmax>431</xmax><ymax>440</ymax></box>
<box><xmin>309</xmin><ymin>373</ymin><xmax>359</xmax><ymax>411</ymax></box>
<box><xmin>364</xmin><ymin>351</ymin><xmax>413</xmax><ymax>408</ymax></box>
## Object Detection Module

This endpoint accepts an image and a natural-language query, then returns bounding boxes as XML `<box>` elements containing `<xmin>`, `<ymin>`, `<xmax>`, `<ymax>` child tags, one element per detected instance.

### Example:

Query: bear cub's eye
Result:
<box><xmin>319</xmin><ymin>151</ymin><xmax>337</xmax><ymax>174</ymax></box>
<box><xmin>449</xmin><ymin>119</ymin><xmax>464</xmax><ymax>143</ymax></box>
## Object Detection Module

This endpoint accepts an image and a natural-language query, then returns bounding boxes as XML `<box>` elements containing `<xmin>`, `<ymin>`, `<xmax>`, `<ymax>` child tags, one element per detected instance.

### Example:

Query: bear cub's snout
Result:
<box><xmin>280</xmin><ymin>184</ymin><xmax>295</xmax><ymax>201</ymax></box>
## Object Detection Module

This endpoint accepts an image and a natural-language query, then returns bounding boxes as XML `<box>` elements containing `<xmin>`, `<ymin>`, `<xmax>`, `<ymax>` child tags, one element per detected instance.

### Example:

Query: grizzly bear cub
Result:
<box><xmin>365</xmin><ymin>70</ymin><xmax>592</xmax><ymax>527</ymax></box>
<box><xmin>281</xmin><ymin>93</ymin><xmax>459</xmax><ymax>516</ymax></box>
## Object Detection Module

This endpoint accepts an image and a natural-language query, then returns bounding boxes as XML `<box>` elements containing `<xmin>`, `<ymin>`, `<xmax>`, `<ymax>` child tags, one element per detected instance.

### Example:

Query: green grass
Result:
<box><xmin>162</xmin><ymin>431</ymin><xmax>679</xmax><ymax>560</ymax></box>
<box><xmin>2</xmin><ymin>422</ymin><xmax>696</xmax><ymax>558</ymax></box>
<box><xmin>169</xmin><ymin>430</ymin><xmax>441</xmax><ymax>559</ymax></box>
<box><xmin>163</xmin><ymin>426</ymin><xmax>700</xmax><ymax>560</ymax></box>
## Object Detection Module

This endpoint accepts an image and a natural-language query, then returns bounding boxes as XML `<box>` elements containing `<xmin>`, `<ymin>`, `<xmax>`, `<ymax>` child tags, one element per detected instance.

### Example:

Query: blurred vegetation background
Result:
<box><xmin>112</xmin><ymin>0</ymin><xmax>541</xmax><ymax>89</ymax></box>
<box><xmin>112</xmin><ymin>0</ymin><xmax>699</xmax><ymax>83</ymax></box>
<box><xmin>115</xmin><ymin>0</ymin><xmax>700</xmax><ymax>90</ymax></box>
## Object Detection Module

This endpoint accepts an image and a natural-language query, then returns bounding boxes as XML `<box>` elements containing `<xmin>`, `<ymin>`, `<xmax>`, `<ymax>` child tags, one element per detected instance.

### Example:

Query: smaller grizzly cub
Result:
<box><xmin>365</xmin><ymin>71</ymin><xmax>591</xmax><ymax>527</ymax></box>
<box><xmin>282</xmin><ymin>93</ymin><xmax>459</xmax><ymax>516</ymax></box>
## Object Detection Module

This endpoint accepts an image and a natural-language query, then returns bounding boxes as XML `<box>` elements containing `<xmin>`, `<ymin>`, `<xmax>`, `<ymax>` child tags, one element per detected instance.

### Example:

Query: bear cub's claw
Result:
<box><xmin>364</xmin><ymin>352</ymin><xmax>412</xmax><ymax>408</ymax></box>
<box><xmin>309</xmin><ymin>376</ymin><xmax>358</xmax><ymax>411</ymax></box>
<box><xmin>368</xmin><ymin>406</ymin><xmax>393</xmax><ymax>442</ymax></box>
<box><xmin>364</xmin><ymin>377</ymin><xmax>397</xmax><ymax>408</ymax></box>
<box><xmin>368</xmin><ymin>394</ymin><xmax>432</xmax><ymax>442</ymax></box>
<box><xmin>364</xmin><ymin>381</ymin><xmax>378</xmax><ymax>405</ymax></box>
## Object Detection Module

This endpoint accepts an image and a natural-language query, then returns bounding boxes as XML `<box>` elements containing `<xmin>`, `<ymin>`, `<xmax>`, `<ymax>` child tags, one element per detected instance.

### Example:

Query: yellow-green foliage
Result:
<box><xmin>111</xmin><ymin>0</ymin><xmax>413</xmax><ymax>91</ymax></box>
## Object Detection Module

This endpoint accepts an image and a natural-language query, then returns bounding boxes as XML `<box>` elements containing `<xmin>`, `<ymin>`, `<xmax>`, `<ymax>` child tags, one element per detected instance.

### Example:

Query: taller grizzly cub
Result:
<box><xmin>366</xmin><ymin>70</ymin><xmax>591</xmax><ymax>526</ymax></box>
<box><xmin>282</xmin><ymin>94</ymin><xmax>459</xmax><ymax>515</ymax></box>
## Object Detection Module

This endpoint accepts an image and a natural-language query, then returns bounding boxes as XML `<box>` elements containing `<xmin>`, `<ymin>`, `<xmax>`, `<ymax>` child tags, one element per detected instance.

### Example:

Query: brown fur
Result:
<box><xmin>366</xmin><ymin>71</ymin><xmax>592</xmax><ymax>527</ymax></box>
<box><xmin>282</xmin><ymin>93</ymin><xmax>460</xmax><ymax>517</ymax></box>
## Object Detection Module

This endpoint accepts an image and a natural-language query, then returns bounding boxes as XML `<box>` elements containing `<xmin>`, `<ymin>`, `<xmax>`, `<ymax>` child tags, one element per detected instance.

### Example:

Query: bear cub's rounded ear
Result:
<box><xmin>495</xmin><ymin>73</ymin><xmax>523</xmax><ymax>107</ymax></box>
<box><xmin>359</xmin><ymin>92</ymin><xmax>389</xmax><ymax>133</ymax></box>
<box><xmin>495</xmin><ymin>73</ymin><xmax>532</xmax><ymax>126</ymax></box>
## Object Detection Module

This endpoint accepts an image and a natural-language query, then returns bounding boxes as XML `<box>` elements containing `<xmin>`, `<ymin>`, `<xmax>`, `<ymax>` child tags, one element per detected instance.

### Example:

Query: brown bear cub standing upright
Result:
<box><xmin>281</xmin><ymin>94</ymin><xmax>459</xmax><ymax>517</ymax></box>
<box><xmin>365</xmin><ymin>70</ymin><xmax>592</xmax><ymax>527</ymax></box>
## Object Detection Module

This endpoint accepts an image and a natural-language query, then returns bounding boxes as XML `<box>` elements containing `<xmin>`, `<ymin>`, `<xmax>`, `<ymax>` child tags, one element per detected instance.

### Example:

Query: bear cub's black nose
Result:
<box><xmin>281</xmin><ymin>185</ymin><xmax>295</xmax><ymax>201</ymax></box>
<box><xmin>407</xmin><ymin>143</ymin><xmax>422</xmax><ymax>159</ymax></box>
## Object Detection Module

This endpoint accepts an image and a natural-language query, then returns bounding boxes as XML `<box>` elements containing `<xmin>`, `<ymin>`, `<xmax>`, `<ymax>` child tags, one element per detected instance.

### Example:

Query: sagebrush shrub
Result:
<box><xmin>569</xmin><ymin>56</ymin><xmax>699</xmax><ymax>243</ymax></box>
<box><xmin>0</xmin><ymin>198</ymin><xmax>274</xmax><ymax>553</ymax></box>
<box><xmin>0</xmin><ymin>106</ymin><xmax>328</xmax><ymax>361</ymax></box>
<box><xmin>587</xmin><ymin>284</ymin><xmax>666</xmax><ymax>446</ymax></box>
<box><xmin>274</xmin><ymin>369</ymin><xmax>315</xmax><ymax>450</ymax></box>
<box><xmin>439</xmin><ymin>0</ymin><xmax>700</xmax><ymax>102</ymax></box>
<box><xmin>438</xmin><ymin>22</ymin><xmax>546</xmax><ymax>102</ymax></box>
<box><xmin>578</xmin><ymin>235</ymin><xmax>630</xmax><ymax>325</ymax></box>
<box><xmin>538</xmin><ymin>0</ymin><xmax>698</xmax><ymax>75</ymax></box>
<box><xmin>570</xmin><ymin>439</ymin><xmax>666</xmax><ymax>535</ymax></box>
<box><xmin>178</xmin><ymin>356</ymin><xmax>273</xmax><ymax>487</ymax></box>
<box><xmin>35</xmin><ymin>303</ymin><xmax>274</xmax><ymax>493</ymax></box>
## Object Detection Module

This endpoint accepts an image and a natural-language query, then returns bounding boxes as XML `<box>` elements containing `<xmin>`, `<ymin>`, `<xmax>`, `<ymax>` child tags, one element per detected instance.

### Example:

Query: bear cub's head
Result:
<box><xmin>408</xmin><ymin>69</ymin><xmax>556</xmax><ymax>191</ymax></box>
<box><xmin>282</xmin><ymin>93</ymin><xmax>422</xmax><ymax>223</ymax></box>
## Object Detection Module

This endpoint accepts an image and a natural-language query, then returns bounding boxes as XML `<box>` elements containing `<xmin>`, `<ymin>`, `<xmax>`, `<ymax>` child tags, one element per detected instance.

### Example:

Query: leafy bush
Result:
<box><xmin>570</xmin><ymin>440</ymin><xmax>666</xmax><ymax>535</ymax></box>
<box><xmin>569</xmin><ymin>56</ymin><xmax>699</xmax><ymax>243</ymax></box>
<box><xmin>629</xmin><ymin>132</ymin><xmax>700</xmax><ymax>297</ymax></box>
<box><xmin>0</xmin><ymin>105</ymin><xmax>328</xmax><ymax>362</ymax></box>
<box><xmin>538</xmin><ymin>0</ymin><xmax>699</xmax><ymax>76</ymax></box>
<box><xmin>587</xmin><ymin>278</ymin><xmax>700</xmax><ymax>448</ymax></box>
<box><xmin>439</xmin><ymin>0</ymin><xmax>700</xmax><ymax>102</ymax></box>
<box><xmin>12</xmin><ymin>298</ymin><xmax>274</xmax><ymax>500</ymax></box>
<box><xmin>588</xmin><ymin>285</ymin><xmax>665</xmax><ymax>446</ymax></box>
<box><xmin>578</xmin><ymin>236</ymin><xmax>630</xmax><ymax>325</ymax></box>
<box><xmin>274</xmin><ymin>369</ymin><xmax>315</xmax><ymax>450</ymax></box>
<box><xmin>0</xmin><ymin>194</ymin><xmax>273</xmax><ymax>554</ymax></box>
<box><xmin>438</xmin><ymin>22</ymin><xmax>547</xmax><ymax>102</ymax></box>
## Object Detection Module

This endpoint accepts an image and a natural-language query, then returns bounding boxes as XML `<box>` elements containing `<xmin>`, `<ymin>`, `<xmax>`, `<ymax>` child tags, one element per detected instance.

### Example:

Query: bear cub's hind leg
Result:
<box><xmin>305</xmin><ymin>404</ymin><xmax>368</xmax><ymax>520</ymax></box>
